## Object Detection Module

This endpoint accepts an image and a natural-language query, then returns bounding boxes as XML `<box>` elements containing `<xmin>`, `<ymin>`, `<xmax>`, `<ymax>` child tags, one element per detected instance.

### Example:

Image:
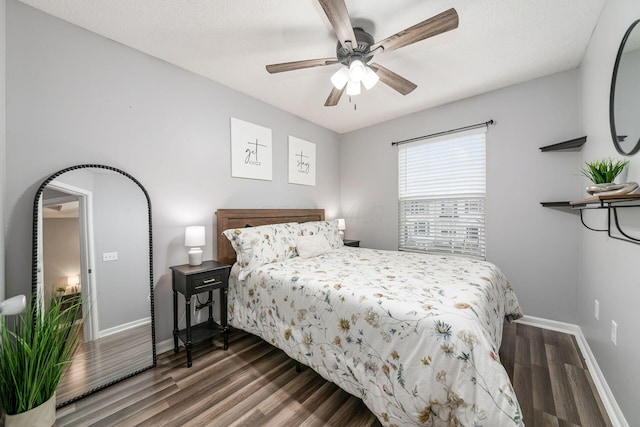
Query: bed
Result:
<box><xmin>216</xmin><ymin>209</ymin><xmax>524</xmax><ymax>427</ymax></box>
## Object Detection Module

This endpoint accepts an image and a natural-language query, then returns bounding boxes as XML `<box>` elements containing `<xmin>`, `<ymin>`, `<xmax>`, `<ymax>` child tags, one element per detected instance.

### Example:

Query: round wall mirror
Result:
<box><xmin>32</xmin><ymin>164</ymin><xmax>156</xmax><ymax>407</ymax></box>
<box><xmin>610</xmin><ymin>19</ymin><xmax>640</xmax><ymax>156</ymax></box>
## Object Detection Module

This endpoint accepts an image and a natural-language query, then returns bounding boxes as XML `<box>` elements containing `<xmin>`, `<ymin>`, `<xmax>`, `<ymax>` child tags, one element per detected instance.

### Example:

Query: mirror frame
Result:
<box><xmin>610</xmin><ymin>19</ymin><xmax>640</xmax><ymax>156</ymax></box>
<box><xmin>31</xmin><ymin>164</ymin><xmax>156</xmax><ymax>407</ymax></box>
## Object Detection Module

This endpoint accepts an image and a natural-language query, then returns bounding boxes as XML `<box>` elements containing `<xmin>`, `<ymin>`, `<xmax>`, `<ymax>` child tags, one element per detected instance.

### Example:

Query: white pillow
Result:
<box><xmin>222</xmin><ymin>222</ymin><xmax>300</xmax><ymax>280</ymax></box>
<box><xmin>299</xmin><ymin>220</ymin><xmax>343</xmax><ymax>249</ymax></box>
<box><xmin>296</xmin><ymin>234</ymin><xmax>334</xmax><ymax>259</ymax></box>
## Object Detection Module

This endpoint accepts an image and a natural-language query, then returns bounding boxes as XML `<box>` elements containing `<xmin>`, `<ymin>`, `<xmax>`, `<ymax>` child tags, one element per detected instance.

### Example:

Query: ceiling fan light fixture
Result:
<box><xmin>266</xmin><ymin>6</ymin><xmax>459</xmax><ymax>107</ymax></box>
<box><xmin>362</xmin><ymin>66</ymin><xmax>379</xmax><ymax>90</ymax></box>
<box><xmin>346</xmin><ymin>79</ymin><xmax>361</xmax><ymax>96</ymax></box>
<box><xmin>349</xmin><ymin>59</ymin><xmax>366</xmax><ymax>82</ymax></box>
<box><xmin>330</xmin><ymin>67</ymin><xmax>350</xmax><ymax>90</ymax></box>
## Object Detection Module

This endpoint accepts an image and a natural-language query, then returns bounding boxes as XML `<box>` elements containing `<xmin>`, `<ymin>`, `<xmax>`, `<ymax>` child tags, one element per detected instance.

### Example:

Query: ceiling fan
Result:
<box><xmin>266</xmin><ymin>0</ymin><xmax>459</xmax><ymax>107</ymax></box>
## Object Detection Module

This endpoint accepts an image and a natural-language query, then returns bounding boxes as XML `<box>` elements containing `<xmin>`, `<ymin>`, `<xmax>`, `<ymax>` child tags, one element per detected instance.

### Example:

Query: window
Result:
<box><xmin>398</xmin><ymin>128</ymin><xmax>486</xmax><ymax>259</ymax></box>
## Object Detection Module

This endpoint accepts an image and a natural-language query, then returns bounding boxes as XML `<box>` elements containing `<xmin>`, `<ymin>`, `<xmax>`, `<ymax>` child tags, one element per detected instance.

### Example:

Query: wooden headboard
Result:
<box><xmin>216</xmin><ymin>209</ymin><xmax>325</xmax><ymax>265</ymax></box>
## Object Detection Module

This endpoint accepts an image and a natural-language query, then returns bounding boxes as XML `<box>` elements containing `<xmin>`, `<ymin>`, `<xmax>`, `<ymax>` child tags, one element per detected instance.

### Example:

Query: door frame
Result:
<box><xmin>43</xmin><ymin>180</ymin><xmax>99</xmax><ymax>341</ymax></box>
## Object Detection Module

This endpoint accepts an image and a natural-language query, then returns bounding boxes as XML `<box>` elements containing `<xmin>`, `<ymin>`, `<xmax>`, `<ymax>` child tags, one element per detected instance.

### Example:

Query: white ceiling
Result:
<box><xmin>18</xmin><ymin>0</ymin><xmax>607</xmax><ymax>134</ymax></box>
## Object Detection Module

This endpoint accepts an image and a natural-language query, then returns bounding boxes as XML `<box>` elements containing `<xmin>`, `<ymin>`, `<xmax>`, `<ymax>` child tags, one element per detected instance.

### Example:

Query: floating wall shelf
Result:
<box><xmin>539</xmin><ymin>136</ymin><xmax>587</xmax><ymax>152</ymax></box>
<box><xmin>540</xmin><ymin>201</ymin><xmax>572</xmax><ymax>208</ymax></box>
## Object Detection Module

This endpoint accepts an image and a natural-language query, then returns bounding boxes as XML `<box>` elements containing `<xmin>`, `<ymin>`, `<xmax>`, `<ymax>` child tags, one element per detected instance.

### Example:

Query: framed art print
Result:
<box><xmin>288</xmin><ymin>136</ymin><xmax>316</xmax><ymax>186</ymax></box>
<box><xmin>230</xmin><ymin>117</ymin><xmax>272</xmax><ymax>181</ymax></box>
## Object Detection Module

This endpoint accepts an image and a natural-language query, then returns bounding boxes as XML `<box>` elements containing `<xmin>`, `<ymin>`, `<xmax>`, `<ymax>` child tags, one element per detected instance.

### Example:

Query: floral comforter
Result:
<box><xmin>228</xmin><ymin>247</ymin><xmax>524</xmax><ymax>426</ymax></box>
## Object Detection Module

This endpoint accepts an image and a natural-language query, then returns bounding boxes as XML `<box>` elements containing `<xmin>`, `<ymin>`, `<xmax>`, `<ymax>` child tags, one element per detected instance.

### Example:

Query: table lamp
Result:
<box><xmin>337</xmin><ymin>218</ymin><xmax>346</xmax><ymax>240</ymax></box>
<box><xmin>0</xmin><ymin>295</ymin><xmax>26</xmax><ymax>316</ymax></box>
<box><xmin>185</xmin><ymin>225</ymin><xmax>206</xmax><ymax>266</ymax></box>
<box><xmin>67</xmin><ymin>275</ymin><xmax>80</xmax><ymax>293</ymax></box>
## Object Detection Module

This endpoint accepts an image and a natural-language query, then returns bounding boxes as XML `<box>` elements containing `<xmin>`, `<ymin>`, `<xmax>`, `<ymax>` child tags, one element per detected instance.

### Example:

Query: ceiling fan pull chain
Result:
<box><xmin>347</xmin><ymin>95</ymin><xmax>356</xmax><ymax>110</ymax></box>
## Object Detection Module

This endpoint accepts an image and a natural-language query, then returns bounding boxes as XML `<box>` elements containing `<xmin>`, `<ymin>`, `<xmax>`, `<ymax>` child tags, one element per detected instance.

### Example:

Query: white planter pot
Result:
<box><xmin>3</xmin><ymin>393</ymin><xmax>56</xmax><ymax>427</ymax></box>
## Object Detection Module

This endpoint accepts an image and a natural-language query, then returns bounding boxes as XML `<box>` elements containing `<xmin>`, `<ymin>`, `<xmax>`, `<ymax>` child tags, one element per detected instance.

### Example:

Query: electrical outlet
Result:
<box><xmin>594</xmin><ymin>299</ymin><xmax>600</xmax><ymax>320</ymax></box>
<box><xmin>611</xmin><ymin>320</ymin><xmax>618</xmax><ymax>346</ymax></box>
<box><xmin>102</xmin><ymin>252</ymin><xmax>118</xmax><ymax>262</ymax></box>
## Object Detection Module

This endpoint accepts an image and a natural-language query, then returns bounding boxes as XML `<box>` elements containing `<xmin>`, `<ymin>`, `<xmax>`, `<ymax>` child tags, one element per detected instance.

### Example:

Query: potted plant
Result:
<box><xmin>0</xmin><ymin>295</ymin><xmax>81</xmax><ymax>427</ymax></box>
<box><xmin>580</xmin><ymin>158</ymin><xmax>629</xmax><ymax>184</ymax></box>
<box><xmin>580</xmin><ymin>158</ymin><xmax>631</xmax><ymax>195</ymax></box>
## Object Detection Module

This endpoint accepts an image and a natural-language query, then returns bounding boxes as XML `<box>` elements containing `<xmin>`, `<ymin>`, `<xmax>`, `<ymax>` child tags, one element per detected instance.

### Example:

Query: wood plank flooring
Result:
<box><xmin>500</xmin><ymin>323</ymin><xmax>613</xmax><ymax>427</ymax></box>
<box><xmin>54</xmin><ymin>323</ymin><xmax>613</xmax><ymax>427</ymax></box>
<box><xmin>57</xmin><ymin>324</ymin><xmax>154</xmax><ymax>405</ymax></box>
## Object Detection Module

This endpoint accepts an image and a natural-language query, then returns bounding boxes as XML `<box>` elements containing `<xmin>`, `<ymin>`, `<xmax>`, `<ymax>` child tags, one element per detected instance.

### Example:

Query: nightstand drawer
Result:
<box><xmin>171</xmin><ymin>261</ymin><xmax>230</xmax><ymax>297</ymax></box>
<box><xmin>190</xmin><ymin>271</ymin><xmax>226</xmax><ymax>293</ymax></box>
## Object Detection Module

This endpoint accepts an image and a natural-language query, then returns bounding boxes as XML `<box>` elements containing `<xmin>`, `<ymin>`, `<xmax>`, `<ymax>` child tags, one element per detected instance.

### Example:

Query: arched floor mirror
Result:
<box><xmin>32</xmin><ymin>164</ymin><xmax>156</xmax><ymax>407</ymax></box>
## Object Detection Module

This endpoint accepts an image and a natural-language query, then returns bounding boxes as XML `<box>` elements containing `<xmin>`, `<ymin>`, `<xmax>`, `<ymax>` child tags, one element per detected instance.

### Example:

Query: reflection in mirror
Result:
<box><xmin>33</xmin><ymin>165</ymin><xmax>155</xmax><ymax>407</ymax></box>
<box><xmin>611</xmin><ymin>19</ymin><xmax>640</xmax><ymax>156</ymax></box>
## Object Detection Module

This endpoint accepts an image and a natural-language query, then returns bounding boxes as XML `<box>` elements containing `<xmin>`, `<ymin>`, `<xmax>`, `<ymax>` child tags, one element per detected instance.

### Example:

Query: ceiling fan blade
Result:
<box><xmin>324</xmin><ymin>86</ymin><xmax>345</xmax><ymax>106</ymax></box>
<box><xmin>371</xmin><ymin>8</ymin><xmax>458</xmax><ymax>53</ymax></box>
<box><xmin>369</xmin><ymin>63</ymin><xmax>417</xmax><ymax>95</ymax></box>
<box><xmin>266</xmin><ymin>58</ymin><xmax>338</xmax><ymax>74</ymax></box>
<box><xmin>318</xmin><ymin>0</ymin><xmax>358</xmax><ymax>51</ymax></box>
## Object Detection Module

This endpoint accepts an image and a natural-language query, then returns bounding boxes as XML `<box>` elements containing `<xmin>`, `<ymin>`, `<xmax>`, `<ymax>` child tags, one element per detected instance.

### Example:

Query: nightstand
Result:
<box><xmin>343</xmin><ymin>239</ymin><xmax>360</xmax><ymax>247</ymax></box>
<box><xmin>171</xmin><ymin>260</ymin><xmax>231</xmax><ymax>367</ymax></box>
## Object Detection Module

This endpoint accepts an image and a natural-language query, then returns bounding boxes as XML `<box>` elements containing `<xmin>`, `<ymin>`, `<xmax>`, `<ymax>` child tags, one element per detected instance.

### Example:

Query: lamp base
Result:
<box><xmin>339</xmin><ymin>231</ymin><xmax>345</xmax><ymax>240</ymax></box>
<box><xmin>188</xmin><ymin>248</ymin><xmax>203</xmax><ymax>266</ymax></box>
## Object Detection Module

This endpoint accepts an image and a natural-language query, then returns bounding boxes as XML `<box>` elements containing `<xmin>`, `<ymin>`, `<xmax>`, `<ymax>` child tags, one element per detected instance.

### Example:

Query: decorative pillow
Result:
<box><xmin>296</xmin><ymin>234</ymin><xmax>334</xmax><ymax>259</ymax></box>
<box><xmin>299</xmin><ymin>220</ymin><xmax>343</xmax><ymax>249</ymax></box>
<box><xmin>223</xmin><ymin>222</ymin><xmax>300</xmax><ymax>280</ymax></box>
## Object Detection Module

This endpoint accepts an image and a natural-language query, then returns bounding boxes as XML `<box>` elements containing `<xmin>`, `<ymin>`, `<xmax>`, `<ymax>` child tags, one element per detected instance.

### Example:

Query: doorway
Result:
<box><xmin>41</xmin><ymin>181</ymin><xmax>99</xmax><ymax>342</ymax></box>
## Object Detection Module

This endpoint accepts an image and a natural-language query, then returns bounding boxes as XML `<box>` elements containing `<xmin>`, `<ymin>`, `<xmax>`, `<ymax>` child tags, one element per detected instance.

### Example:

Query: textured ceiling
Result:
<box><xmin>18</xmin><ymin>0</ymin><xmax>606</xmax><ymax>134</ymax></box>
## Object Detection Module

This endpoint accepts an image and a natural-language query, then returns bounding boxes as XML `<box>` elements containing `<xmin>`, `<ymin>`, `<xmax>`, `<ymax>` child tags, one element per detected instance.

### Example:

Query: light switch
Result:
<box><xmin>103</xmin><ymin>252</ymin><xmax>118</xmax><ymax>262</ymax></box>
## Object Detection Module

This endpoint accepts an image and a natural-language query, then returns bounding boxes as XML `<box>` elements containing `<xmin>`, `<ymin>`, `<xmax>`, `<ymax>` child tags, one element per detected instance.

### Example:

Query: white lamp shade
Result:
<box><xmin>0</xmin><ymin>295</ymin><xmax>27</xmax><ymax>316</ymax></box>
<box><xmin>337</xmin><ymin>218</ymin><xmax>346</xmax><ymax>231</ymax></box>
<box><xmin>331</xmin><ymin>67</ymin><xmax>350</xmax><ymax>90</ymax></box>
<box><xmin>67</xmin><ymin>275</ymin><xmax>80</xmax><ymax>287</ymax></box>
<box><xmin>349</xmin><ymin>59</ymin><xmax>366</xmax><ymax>82</ymax></box>
<box><xmin>346</xmin><ymin>80</ymin><xmax>361</xmax><ymax>96</ymax></box>
<box><xmin>184</xmin><ymin>226</ymin><xmax>206</xmax><ymax>247</ymax></box>
<box><xmin>362</xmin><ymin>67</ymin><xmax>379</xmax><ymax>90</ymax></box>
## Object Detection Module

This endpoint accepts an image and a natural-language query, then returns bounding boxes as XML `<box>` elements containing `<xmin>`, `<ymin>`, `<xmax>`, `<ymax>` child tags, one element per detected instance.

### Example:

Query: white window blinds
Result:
<box><xmin>398</xmin><ymin>128</ymin><xmax>486</xmax><ymax>259</ymax></box>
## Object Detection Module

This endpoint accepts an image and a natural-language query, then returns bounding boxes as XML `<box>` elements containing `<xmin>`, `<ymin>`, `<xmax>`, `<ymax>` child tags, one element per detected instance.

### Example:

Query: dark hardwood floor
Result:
<box><xmin>54</xmin><ymin>323</ymin><xmax>613</xmax><ymax>427</ymax></box>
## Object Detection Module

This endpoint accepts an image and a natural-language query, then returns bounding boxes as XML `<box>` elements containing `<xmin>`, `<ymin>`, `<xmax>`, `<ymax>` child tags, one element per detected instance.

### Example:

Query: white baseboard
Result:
<box><xmin>99</xmin><ymin>316</ymin><xmax>150</xmax><ymax>339</ymax></box>
<box><xmin>516</xmin><ymin>315</ymin><xmax>628</xmax><ymax>427</ymax></box>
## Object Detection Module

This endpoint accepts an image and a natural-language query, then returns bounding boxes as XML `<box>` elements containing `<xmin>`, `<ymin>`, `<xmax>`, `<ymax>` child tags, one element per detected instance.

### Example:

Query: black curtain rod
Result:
<box><xmin>391</xmin><ymin>119</ymin><xmax>495</xmax><ymax>146</ymax></box>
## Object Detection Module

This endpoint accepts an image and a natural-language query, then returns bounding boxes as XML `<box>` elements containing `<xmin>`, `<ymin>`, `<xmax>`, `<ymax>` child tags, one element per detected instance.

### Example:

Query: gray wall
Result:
<box><xmin>0</xmin><ymin>0</ymin><xmax>6</xmax><ymax>304</ymax></box>
<box><xmin>580</xmin><ymin>0</ymin><xmax>640</xmax><ymax>421</ymax></box>
<box><xmin>340</xmin><ymin>69</ymin><xmax>583</xmax><ymax>323</ymax></box>
<box><xmin>4</xmin><ymin>0</ymin><xmax>341</xmax><ymax>342</ymax></box>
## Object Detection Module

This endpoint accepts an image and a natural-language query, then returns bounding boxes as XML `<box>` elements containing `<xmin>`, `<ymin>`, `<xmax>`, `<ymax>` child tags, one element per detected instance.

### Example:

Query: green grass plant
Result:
<box><xmin>580</xmin><ymin>158</ymin><xmax>629</xmax><ymax>184</ymax></box>
<box><xmin>0</xmin><ymin>295</ymin><xmax>81</xmax><ymax>415</ymax></box>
